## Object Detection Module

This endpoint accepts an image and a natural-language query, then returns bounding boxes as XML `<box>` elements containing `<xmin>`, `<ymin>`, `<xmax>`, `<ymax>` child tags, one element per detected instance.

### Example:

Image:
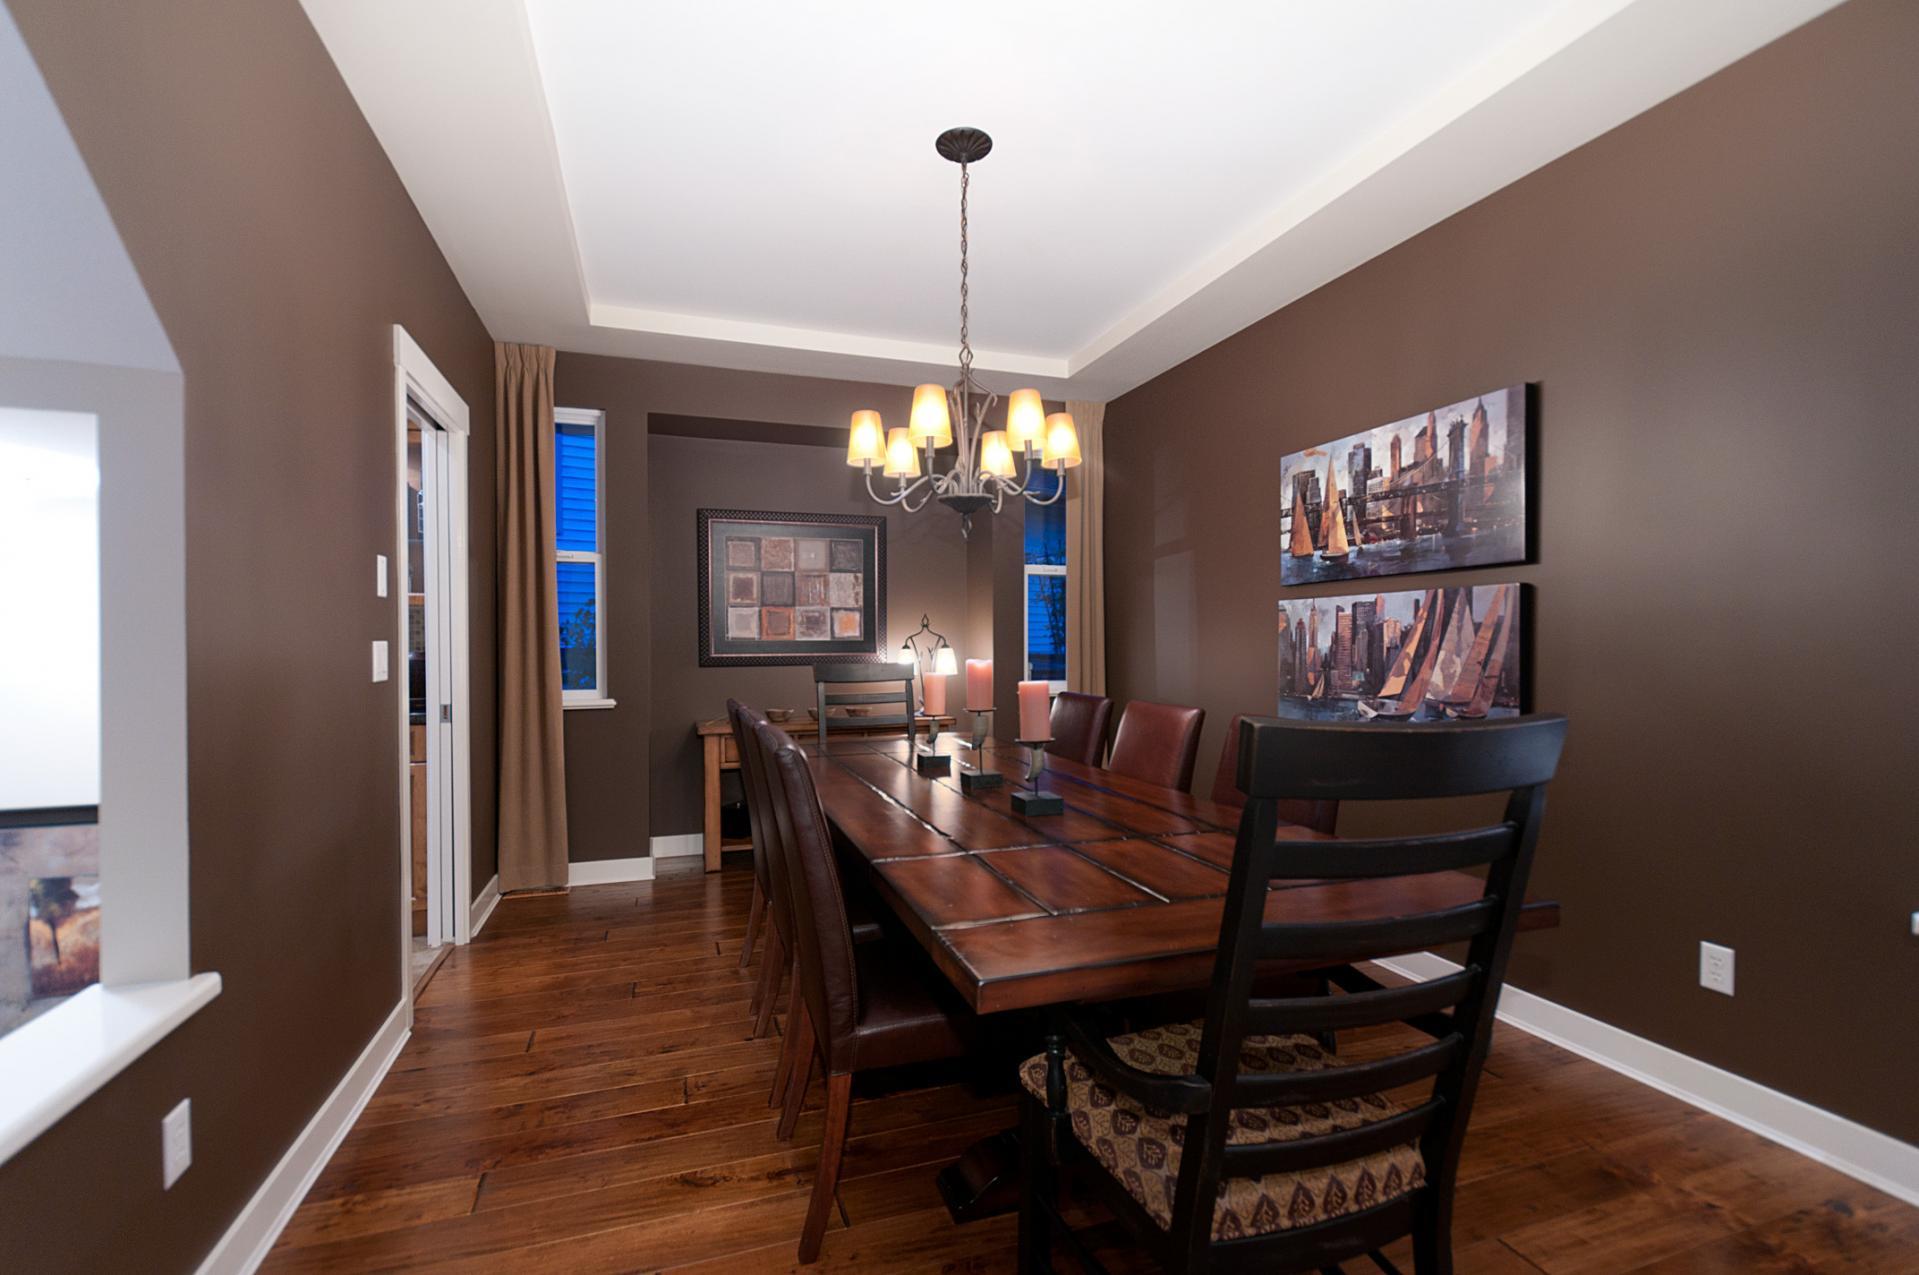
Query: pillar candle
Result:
<box><xmin>922</xmin><ymin>672</ymin><xmax>947</xmax><ymax>717</ymax></box>
<box><xmin>1017</xmin><ymin>680</ymin><xmax>1052</xmax><ymax>742</ymax></box>
<box><xmin>964</xmin><ymin>659</ymin><xmax>993</xmax><ymax>712</ymax></box>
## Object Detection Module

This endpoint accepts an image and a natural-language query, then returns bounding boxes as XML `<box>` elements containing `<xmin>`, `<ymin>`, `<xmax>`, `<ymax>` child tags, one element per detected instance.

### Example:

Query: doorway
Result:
<box><xmin>393</xmin><ymin>328</ymin><xmax>472</xmax><ymax>1006</ymax></box>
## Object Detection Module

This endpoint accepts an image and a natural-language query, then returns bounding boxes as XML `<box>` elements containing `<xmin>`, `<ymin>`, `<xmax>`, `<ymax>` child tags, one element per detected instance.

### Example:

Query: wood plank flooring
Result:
<box><xmin>265</xmin><ymin>859</ymin><xmax>1918</xmax><ymax>1273</ymax></box>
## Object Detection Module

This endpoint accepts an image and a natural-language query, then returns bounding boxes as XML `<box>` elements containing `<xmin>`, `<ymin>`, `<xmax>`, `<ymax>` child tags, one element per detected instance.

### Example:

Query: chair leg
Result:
<box><xmin>770</xmin><ymin>997</ymin><xmax>808</xmax><ymax>1109</ymax></box>
<box><xmin>1017</xmin><ymin>1094</ymin><xmax>1055</xmax><ymax>1274</ymax></box>
<box><xmin>750</xmin><ymin>925</ymin><xmax>785</xmax><ymax>1038</ymax></box>
<box><xmin>1411</xmin><ymin>1194</ymin><xmax>1452</xmax><ymax>1275</ymax></box>
<box><xmin>738</xmin><ymin>879</ymin><xmax>766</xmax><ymax>970</ymax></box>
<box><xmin>777</xmin><ymin>1010</ymin><xmax>817</xmax><ymax>1142</ymax></box>
<box><xmin>798</xmin><ymin>1072</ymin><xmax>854</xmax><ymax>1264</ymax></box>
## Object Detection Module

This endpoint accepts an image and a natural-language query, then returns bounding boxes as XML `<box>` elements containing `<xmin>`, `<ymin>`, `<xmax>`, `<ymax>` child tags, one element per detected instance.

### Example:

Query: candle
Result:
<box><xmin>922</xmin><ymin>672</ymin><xmax>947</xmax><ymax>717</ymax></box>
<box><xmin>1017</xmin><ymin>681</ymin><xmax>1052</xmax><ymax>742</ymax></box>
<box><xmin>965</xmin><ymin>659</ymin><xmax>993</xmax><ymax>712</ymax></box>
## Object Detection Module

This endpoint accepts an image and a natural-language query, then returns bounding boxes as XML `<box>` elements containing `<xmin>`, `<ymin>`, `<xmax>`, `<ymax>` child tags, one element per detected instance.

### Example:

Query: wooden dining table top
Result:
<box><xmin>800</xmin><ymin>731</ymin><xmax>1559</xmax><ymax>1014</ymax></box>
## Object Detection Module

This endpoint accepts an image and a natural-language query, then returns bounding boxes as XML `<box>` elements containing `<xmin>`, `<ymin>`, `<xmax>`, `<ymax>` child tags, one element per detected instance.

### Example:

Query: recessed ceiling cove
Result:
<box><xmin>303</xmin><ymin>0</ymin><xmax>1841</xmax><ymax>399</ymax></box>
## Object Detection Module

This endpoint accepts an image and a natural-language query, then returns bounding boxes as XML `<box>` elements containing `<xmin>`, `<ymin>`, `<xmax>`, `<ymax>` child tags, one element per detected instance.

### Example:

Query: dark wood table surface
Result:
<box><xmin>802</xmin><ymin>731</ymin><xmax>1560</xmax><ymax>1014</ymax></box>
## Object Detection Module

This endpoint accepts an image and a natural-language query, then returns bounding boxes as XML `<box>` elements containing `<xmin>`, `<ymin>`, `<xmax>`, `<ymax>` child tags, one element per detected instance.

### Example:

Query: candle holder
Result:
<box><xmin>955</xmin><ymin>709</ymin><xmax>1004</xmax><ymax>791</ymax></box>
<box><xmin>1009</xmin><ymin>740</ymin><xmax>1063</xmax><ymax>816</ymax></box>
<box><xmin>913</xmin><ymin>736</ymin><xmax>951</xmax><ymax>775</ymax></box>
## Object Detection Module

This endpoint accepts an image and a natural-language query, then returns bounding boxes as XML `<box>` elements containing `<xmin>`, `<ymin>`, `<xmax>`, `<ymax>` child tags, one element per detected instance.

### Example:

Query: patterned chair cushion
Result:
<box><xmin>1018</xmin><ymin>1020</ymin><xmax>1425</xmax><ymax>1240</ymax></box>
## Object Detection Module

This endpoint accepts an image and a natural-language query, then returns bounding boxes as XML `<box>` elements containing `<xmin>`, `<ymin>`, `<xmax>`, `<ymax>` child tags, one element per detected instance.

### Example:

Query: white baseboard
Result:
<box><xmin>649</xmin><ymin>833</ymin><xmax>703</xmax><ymax>859</ymax></box>
<box><xmin>467</xmin><ymin>873</ymin><xmax>500</xmax><ymax>940</ymax></box>
<box><xmin>568</xmin><ymin>855</ymin><xmax>656</xmax><ymax>886</ymax></box>
<box><xmin>1373</xmin><ymin>953</ymin><xmax>1919</xmax><ymax>1207</ymax></box>
<box><xmin>195</xmin><ymin>999</ymin><xmax>409</xmax><ymax>1274</ymax></box>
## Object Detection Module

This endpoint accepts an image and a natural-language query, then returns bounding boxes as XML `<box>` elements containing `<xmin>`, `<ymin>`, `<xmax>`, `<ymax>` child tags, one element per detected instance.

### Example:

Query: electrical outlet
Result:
<box><xmin>376</xmin><ymin>553</ymin><xmax>389</xmax><ymax>598</ymax></box>
<box><xmin>162</xmin><ymin>1099</ymin><xmax>192</xmax><ymax>1188</ymax></box>
<box><xmin>372</xmin><ymin>639</ymin><xmax>390</xmax><ymax>683</ymax></box>
<box><xmin>1699</xmin><ymin>941</ymin><xmax>1735</xmax><ymax>996</ymax></box>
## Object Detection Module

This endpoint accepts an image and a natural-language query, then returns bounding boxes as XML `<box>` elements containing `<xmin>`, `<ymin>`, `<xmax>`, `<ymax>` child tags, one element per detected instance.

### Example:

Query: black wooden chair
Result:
<box><xmin>1018</xmin><ymin>713</ymin><xmax>1568</xmax><ymax>1275</ymax></box>
<box><xmin>813</xmin><ymin>662</ymin><xmax>916</xmax><ymax>750</ymax></box>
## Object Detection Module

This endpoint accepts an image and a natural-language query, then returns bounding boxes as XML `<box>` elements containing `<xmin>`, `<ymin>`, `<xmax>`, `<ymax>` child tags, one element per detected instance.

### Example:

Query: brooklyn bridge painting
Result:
<box><xmin>1277</xmin><ymin>584</ymin><xmax>1525</xmax><ymax>723</ymax></box>
<box><xmin>1280</xmin><ymin>385</ymin><xmax>1528</xmax><ymax>585</ymax></box>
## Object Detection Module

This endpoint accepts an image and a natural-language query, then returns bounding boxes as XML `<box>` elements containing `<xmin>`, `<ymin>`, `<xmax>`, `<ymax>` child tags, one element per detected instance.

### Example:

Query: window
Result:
<box><xmin>555</xmin><ymin>408</ymin><xmax>609</xmax><ymax>706</ymax></box>
<box><xmin>1024</xmin><ymin>467</ymin><xmax>1067</xmax><ymax>690</ymax></box>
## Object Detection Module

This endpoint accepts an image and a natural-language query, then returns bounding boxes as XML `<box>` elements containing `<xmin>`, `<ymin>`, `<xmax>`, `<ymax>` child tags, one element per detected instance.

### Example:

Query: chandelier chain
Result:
<box><xmin>958</xmin><ymin>162</ymin><xmax>971</xmax><ymax>379</ymax></box>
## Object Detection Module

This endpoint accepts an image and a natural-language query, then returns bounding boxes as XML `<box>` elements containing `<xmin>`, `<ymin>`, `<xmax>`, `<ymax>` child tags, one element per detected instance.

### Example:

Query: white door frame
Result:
<box><xmin>392</xmin><ymin>327</ymin><xmax>472</xmax><ymax>1015</ymax></box>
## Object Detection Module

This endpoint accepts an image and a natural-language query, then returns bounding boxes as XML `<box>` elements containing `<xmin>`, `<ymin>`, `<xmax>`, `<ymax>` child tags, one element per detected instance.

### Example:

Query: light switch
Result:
<box><xmin>372</xmin><ymin>640</ymin><xmax>390</xmax><ymax>683</ymax></box>
<box><xmin>162</xmin><ymin>1098</ymin><xmax>192</xmax><ymax>1189</ymax></box>
<box><xmin>376</xmin><ymin>554</ymin><xmax>389</xmax><ymax>598</ymax></box>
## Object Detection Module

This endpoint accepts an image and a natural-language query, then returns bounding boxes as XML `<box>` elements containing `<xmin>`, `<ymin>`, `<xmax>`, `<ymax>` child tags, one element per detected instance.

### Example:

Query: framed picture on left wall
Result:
<box><xmin>696</xmin><ymin>508</ymin><xmax>887</xmax><ymax>666</ymax></box>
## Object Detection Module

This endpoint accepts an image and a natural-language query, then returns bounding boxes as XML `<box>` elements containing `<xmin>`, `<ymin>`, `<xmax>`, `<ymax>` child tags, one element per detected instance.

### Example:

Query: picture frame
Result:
<box><xmin>696</xmin><ymin>508</ymin><xmax>887</xmax><ymax>667</ymax></box>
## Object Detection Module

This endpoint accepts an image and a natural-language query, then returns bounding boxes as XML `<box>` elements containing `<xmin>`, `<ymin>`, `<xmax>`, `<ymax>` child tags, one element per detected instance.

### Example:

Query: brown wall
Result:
<box><xmin>1103</xmin><ymin>0</ymin><xmax>1919</xmax><ymax>1143</ymax></box>
<box><xmin>646</xmin><ymin>430</ymin><xmax>972</xmax><ymax>836</ymax></box>
<box><xmin>0</xmin><ymin>2</ymin><xmax>497</xmax><ymax>1269</ymax></box>
<box><xmin>553</xmin><ymin>353</ymin><xmax>1002</xmax><ymax>854</ymax></box>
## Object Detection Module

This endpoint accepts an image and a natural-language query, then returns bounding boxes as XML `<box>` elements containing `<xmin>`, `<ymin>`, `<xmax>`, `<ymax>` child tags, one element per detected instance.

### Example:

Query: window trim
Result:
<box><xmin>555</xmin><ymin>407</ymin><xmax>611</xmax><ymax>709</ymax></box>
<box><xmin>1023</xmin><ymin>561</ymin><xmax>1069</xmax><ymax>694</ymax></box>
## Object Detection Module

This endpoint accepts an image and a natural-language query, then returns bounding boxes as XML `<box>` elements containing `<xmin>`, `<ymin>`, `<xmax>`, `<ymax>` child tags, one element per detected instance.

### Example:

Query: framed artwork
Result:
<box><xmin>1280</xmin><ymin>384</ymin><xmax>1530</xmax><ymax>586</ymax></box>
<box><xmin>1277</xmin><ymin>583</ymin><xmax>1527</xmax><ymax>723</ymax></box>
<box><xmin>697</xmin><ymin>508</ymin><xmax>886</xmax><ymax>667</ymax></box>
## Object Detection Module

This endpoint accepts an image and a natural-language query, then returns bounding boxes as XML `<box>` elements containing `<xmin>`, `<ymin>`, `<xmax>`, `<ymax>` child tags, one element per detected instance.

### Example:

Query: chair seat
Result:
<box><xmin>850</xmin><ymin>940</ymin><xmax>970</xmax><ymax>1071</ymax></box>
<box><xmin>1019</xmin><ymin>1020</ymin><xmax>1425</xmax><ymax>1241</ymax></box>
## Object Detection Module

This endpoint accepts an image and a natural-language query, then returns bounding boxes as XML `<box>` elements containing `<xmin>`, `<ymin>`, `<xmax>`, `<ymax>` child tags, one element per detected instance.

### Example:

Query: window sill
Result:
<box><xmin>0</xmin><ymin>972</ymin><xmax>221</xmax><ymax>1165</ymax></box>
<box><xmin>564</xmin><ymin>697</ymin><xmax>618</xmax><ymax>711</ymax></box>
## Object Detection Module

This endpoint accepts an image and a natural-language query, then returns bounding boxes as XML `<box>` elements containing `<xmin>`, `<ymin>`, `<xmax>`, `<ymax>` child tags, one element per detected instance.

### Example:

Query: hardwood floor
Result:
<box><xmin>265</xmin><ymin>860</ymin><xmax>1917</xmax><ymax>1273</ymax></box>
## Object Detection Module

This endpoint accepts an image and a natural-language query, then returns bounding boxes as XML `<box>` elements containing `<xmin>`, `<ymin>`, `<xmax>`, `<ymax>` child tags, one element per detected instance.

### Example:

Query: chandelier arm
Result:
<box><xmin>864</xmin><ymin>466</ymin><xmax>928</xmax><ymax>506</ymax></box>
<box><xmin>1024</xmin><ymin>470</ymin><xmax>1069</xmax><ymax>506</ymax></box>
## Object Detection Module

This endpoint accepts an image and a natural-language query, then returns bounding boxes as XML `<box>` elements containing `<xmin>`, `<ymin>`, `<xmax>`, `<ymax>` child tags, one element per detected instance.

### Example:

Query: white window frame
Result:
<box><xmin>555</xmin><ymin>407</ymin><xmax>613</xmax><ymax>709</ymax></box>
<box><xmin>1023</xmin><ymin>562</ymin><xmax>1069</xmax><ymax>695</ymax></box>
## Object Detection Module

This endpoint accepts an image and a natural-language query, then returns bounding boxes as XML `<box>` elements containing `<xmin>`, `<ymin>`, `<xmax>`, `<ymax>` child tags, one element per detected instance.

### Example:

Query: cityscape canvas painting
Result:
<box><xmin>697</xmin><ymin>508</ymin><xmax>885</xmax><ymax>666</ymax></box>
<box><xmin>1278</xmin><ymin>583</ymin><xmax>1525</xmax><ymax>722</ymax></box>
<box><xmin>1281</xmin><ymin>385</ymin><xmax>1529</xmax><ymax>585</ymax></box>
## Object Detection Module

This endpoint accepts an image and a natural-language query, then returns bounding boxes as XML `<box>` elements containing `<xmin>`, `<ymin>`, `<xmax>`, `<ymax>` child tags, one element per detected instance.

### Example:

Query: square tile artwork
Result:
<box><xmin>717</xmin><ymin>532</ymin><xmax>870</xmax><ymax>644</ymax></box>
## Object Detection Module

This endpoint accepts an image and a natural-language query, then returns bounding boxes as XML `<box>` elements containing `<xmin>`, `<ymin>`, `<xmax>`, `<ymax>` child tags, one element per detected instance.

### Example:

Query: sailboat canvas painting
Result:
<box><xmin>1281</xmin><ymin>385</ymin><xmax>1529</xmax><ymax>585</ymax></box>
<box><xmin>1278</xmin><ymin>584</ymin><xmax>1526</xmax><ymax>723</ymax></box>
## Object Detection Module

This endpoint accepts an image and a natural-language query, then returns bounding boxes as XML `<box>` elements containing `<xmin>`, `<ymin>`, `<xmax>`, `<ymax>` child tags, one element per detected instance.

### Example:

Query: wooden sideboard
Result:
<box><xmin>693</xmin><ymin>715</ymin><xmax>955</xmax><ymax>871</ymax></box>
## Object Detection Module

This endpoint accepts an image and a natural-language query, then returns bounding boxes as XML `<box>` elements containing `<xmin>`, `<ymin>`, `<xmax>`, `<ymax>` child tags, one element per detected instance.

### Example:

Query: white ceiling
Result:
<box><xmin>303</xmin><ymin>0</ymin><xmax>1840</xmax><ymax>400</ymax></box>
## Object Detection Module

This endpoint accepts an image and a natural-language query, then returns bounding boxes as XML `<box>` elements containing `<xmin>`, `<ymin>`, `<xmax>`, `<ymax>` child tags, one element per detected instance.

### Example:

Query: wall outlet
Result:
<box><xmin>376</xmin><ymin>553</ymin><xmax>389</xmax><ymax>598</ymax></box>
<box><xmin>162</xmin><ymin>1098</ymin><xmax>192</xmax><ymax>1188</ymax></box>
<box><xmin>1699</xmin><ymin>941</ymin><xmax>1735</xmax><ymax>996</ymax></box>
<box><xmin>372</xmin><ymin>639</ymin><xmax>390</xmax><ymax>683</ymax></box>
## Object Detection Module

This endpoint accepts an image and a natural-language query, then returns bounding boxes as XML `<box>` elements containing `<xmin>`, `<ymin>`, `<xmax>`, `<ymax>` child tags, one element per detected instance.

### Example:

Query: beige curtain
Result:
<box><xmin>1064</xmin><ymin>399</ymin><xmax>1106</xmax><ymax>695</ymax></box>
<box><xmin>495</xmin><ymin>343</ymin><xmax>569</xmax><ymax>891</ymax></box>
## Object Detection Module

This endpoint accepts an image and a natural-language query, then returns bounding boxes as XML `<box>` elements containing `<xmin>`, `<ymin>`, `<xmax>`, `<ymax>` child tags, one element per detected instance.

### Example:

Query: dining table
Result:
<box><xmin>796</xmin><ymin>729</ymin><xmax>1561</xmax><ymax>1221</ymax></box>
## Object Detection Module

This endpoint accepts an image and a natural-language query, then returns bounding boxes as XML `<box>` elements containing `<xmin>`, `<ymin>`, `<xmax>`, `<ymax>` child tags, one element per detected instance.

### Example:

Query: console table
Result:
<box><xmin>693</xmin><ymin>714</ymin><xmax>955</xmax><ymax>871</ymax></box>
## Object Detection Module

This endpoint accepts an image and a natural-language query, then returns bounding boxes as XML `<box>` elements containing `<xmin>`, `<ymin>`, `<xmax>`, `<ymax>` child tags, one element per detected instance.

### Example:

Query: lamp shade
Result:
<box><xmin>1005</xmin><ymin>388</ymin><xmax>1046</xmax><ymax>450</ymax></box>
<box><xmin>846</xmin><ymin>409</ymin><xmax>884</xmax><ymax>466</ymax></box>
<box><xmin>1042</xmin><ymin>412</ymin><xmax>1082</xmax><ymax>469</ymax></box>
<box><xmin>932</xmin><ymin>644</ymin><xmax>959</xmax><ymax>675</ymax></box>
<box><xmin>978</xmin><ymin>429</ymin><xmax>1016</xmax><ymax>478</ymax></box>
<box><xmin>883</xmin><ymin>426</ymin><xmax>921</xmax><ymax>478</ymax></box>
<box><xmin>909</xmin><ymin>383</ymin><xmax>953</xmax><ymax>446</ymax></box>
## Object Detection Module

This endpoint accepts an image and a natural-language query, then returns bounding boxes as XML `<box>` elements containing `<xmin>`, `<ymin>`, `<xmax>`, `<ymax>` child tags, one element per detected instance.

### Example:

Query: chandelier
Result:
<box><xmin>846</xmin><ymin>127</ymin><xmax>1081</xmax><ymax>536</ymax></box>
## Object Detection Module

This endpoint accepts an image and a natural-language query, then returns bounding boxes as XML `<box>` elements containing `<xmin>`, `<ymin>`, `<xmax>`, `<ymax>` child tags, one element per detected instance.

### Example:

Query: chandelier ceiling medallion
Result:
<box><xmin>846</xmin><ymin>127</ymin><xmax>1080</xmax><ymax>537</ymax></box>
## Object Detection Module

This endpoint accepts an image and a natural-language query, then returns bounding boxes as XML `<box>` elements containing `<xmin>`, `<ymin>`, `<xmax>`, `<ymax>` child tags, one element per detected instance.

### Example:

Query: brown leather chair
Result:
<box><xmin>1210</xmin><ymin>713</ymin><xmax>1339</xmax><ymax>835</ymax></box>
<box><xmin>751</xmin><ymin>717</ymin><xmax>973</xmax><ymax>1263</ymax></box>
<box><xmin>726</xmin><ymin>701</ymin><xmax>880</xmax><ymax>1051</ymax></box>
<box><xmin>1107</xmin><ymin>700</ymin><xmax>1206</xmax><ymax>791</ymax></box>
<box><xmin>1045</xmin><ymin>691</ymin><xmax>1112</xmax><ymax>766</ymax></box>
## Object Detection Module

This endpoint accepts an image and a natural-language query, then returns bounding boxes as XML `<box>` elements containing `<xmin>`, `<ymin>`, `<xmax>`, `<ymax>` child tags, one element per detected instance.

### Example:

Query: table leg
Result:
<box><xmin>702</xmin><ymin>734</ymin><xmax>723</xmax><ymax>873</ymax></box>
<box><xmin>935</xmin><ymin>1022</ymin><xmax>1065</xmax><ymax>1225</ymax></box>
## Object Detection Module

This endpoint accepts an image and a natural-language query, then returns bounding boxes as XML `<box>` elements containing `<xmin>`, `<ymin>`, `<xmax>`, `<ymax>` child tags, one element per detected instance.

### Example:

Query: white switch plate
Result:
<box><xmin>372</xmin><ymin>639</ymin><xmax>390</xmax><ymax>683</ymax></box>
<box><xmin>376</xmin><ymin>554</ymin><xmax>389</xmax><ymax>598</ymax></box>
<box><xmin>162</xmin><ymin>1098</ymin><xmax>192</xmax><ymax>1188</ymax></box>
<box><xmin>1699</xmin><ymin>941</ymin><xmax>1735</xmax><ymax>996</ymax></box>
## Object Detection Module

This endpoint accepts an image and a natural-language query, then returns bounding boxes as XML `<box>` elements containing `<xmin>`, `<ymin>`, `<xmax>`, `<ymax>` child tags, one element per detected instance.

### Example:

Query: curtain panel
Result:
<box><xmin>495</xmin><ymin>342</ymin><xmax>570</xmax><ymax>891</ymax></box>
<box><xmin>1064</xmin><ymin>399</ymin><xmax>1106</xmax><ymax>695</ymax></box>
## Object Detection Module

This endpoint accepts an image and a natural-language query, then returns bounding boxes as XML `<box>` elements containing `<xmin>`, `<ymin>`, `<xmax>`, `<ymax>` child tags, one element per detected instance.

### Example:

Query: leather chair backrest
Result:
<box><xmin>1107</xmin><ymin>700</ymin><xmax>1206</xmax><ymax>791</ymax></box>
<box><xmin>1210</xmin><ymin>712</ymin><xmax>1339</xmax><ymax>835</ymax></box>
<box><xmin>732</xmin><ymin>704</ymin><xmax>794</xmax><ymax>950</ymax></box>
<box><xmin>725</xmin><ymin>700</ymin><xmax>773</xmax><ymax>896</ymax></box>
<box><xmin>754</xmin><ymin>718</ymin><xmax>861</xmax><ymax>1071</ymax></box>
<box><xmin>1046</xmin><ymin>691</ymin><xmax>1112</xmax><ymax>767</ymax></box>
